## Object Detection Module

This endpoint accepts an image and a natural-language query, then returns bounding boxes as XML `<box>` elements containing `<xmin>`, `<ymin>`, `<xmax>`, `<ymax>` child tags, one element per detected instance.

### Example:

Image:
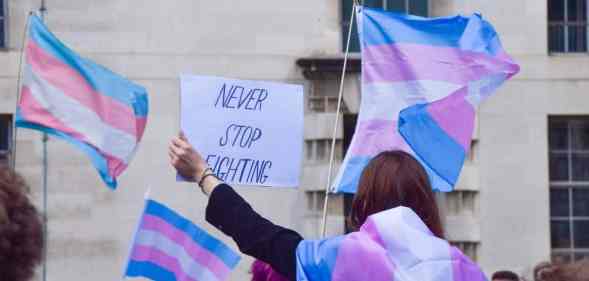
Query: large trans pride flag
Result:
<box><xmin>16</xmin><ymin>15</ymin><xmax>148</xmax><ymax>189</ymax></box>
<box><xmin>296</xmin><ymin>207</ymin><xmax>486</xmax><ymax>281</ymax></box>
<box><xmin>334</xmin><ymin>7</ymin><xmax>519</xmax><ymax>193</ymax></box>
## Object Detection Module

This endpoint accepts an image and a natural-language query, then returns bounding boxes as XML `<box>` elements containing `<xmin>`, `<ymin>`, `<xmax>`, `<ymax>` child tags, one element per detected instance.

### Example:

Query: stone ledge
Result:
<box><xmin>296</xmin><ymin>56</ymin><xmax>361</xmax><ymax>80</ymax></box>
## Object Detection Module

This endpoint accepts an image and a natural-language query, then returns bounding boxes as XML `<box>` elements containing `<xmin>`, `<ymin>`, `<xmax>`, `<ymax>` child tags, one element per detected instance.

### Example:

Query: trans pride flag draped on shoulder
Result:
<box><xmin>334</xmin><ymin>7</ymin><xmax>519</xmax><ymax>193</ymax></box>
<box><xmin>296</xmin><ymin>207</ymin><xmax>486</xmax><ymax>281</ymax></box>
<box><xmin>16</xmin><ymin>15</ymin><xmax>148</xmax><ymax>189</ymax></box>
<box><xmin>125</xmin><ymin>199</ymin><xmax>241</xmax><ymax>281</ymax></box>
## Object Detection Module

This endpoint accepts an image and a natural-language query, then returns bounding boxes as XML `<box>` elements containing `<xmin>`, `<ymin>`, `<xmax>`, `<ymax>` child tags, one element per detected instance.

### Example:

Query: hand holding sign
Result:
<box><xmin>180</xmin><ymin>75</ymin><xmax>304</xmax><ymax>187</ymax></box>
<box><xmin>169</xmin><ymin>133</ymin><xmax>207</xmax><ymax>181</ymax></box>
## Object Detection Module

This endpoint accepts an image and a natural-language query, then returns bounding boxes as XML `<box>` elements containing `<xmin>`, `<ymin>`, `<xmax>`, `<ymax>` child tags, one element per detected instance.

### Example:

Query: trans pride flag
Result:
<box><xmin>125</xmin><ymin>199</ymin><xmax>241</xmax><ymax>281</ymax></box>
<box><xmin>334</xmin><ymin>7</ymin><xmax>519</xmax><ymax>193</ymax></box>
<box><xmin>296</xmin><ymin>207</ymin><xmax>486</xmax><ymax>281</ymax></box>
<box><xmin>16</xmin><ymin>15</ymin><xmax>148</xmax><ymax>189</ymax></box>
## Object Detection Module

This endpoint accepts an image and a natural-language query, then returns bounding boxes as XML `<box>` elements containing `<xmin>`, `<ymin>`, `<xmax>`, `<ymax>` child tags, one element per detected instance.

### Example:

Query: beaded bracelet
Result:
<box><xmin>198</xmin><ymin>168</ymin><xmax>220</xmax><ymax>195</ymax></box>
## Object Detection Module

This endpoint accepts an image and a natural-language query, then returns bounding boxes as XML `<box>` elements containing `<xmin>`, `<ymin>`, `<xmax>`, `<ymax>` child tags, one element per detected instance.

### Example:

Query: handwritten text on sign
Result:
<box><xmin>180</xmin><ymin>75</ymin><xmax>304</xmax><ymax>187</ymax></box>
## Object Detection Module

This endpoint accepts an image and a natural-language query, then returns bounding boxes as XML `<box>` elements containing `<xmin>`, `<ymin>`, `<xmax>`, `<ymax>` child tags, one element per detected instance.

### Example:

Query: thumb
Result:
<box><xmin>179</xmin><ymin>131</ymin><xmax>188</xmax><ymax>141</ymax></box>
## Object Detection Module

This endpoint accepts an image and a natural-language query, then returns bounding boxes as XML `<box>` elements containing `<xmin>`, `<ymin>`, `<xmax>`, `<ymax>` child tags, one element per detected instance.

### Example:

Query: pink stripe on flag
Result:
<box><xmin>332</xmin><ymin>232</ymin><xmax>395</xmax><ymax>281</ymax></box>
<box><xmin>25</xmin><ymin>40</ymin><xmax>139</xmax><ymax>137</ymax></box>
<box><xmin>359</xmin><ymin>219</ymin><xmax>387</xmax><ymax>248</ymax></box>
<box><xmin>140</xmin><ymin>215</ymin><xmax>231</xmax><ymax>279</ymax></box>
<box><xmin>19</xmin><ymin>85</ymin><xmax>127</xmax><ymax>177</ymax></box>
<box><xmin>425</xmin><ymin>88</ymin><xmax>475</xmax><ymax>152</ymax></box>
<box><xmin>131</xmin><ymin>245</ymin><xmax>197</xmax><ymax>281</ymax></box>
<box><xmin>136</xmin><ymin>117</ymin><xmax>148</xmax><ymax>141</ymax></box>
<box><xmin>349</xmin><ymin>119</ymin><xmax>409</xmax><ymax>156</ymax></box>
<box><xmin>363</xmin><ymin>43</ymin><xmax>518</xmax><ymax>84</ymax></box>
<box><xmin>19</xmin><ymin>85</ymin><xmax>87</xmax><ymax>141</ymax></box>
<box><xmin>450</xmin><ymin>246</ymin><xmax>486</xmax><ymax>281</ymax></box>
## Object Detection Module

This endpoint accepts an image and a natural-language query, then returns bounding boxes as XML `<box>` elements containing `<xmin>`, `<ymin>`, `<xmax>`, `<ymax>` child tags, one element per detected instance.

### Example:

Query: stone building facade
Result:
<box><xmin>1</xmin><ymin>0</ymin><xmax>588</xmax><ymax>280</ymax></box>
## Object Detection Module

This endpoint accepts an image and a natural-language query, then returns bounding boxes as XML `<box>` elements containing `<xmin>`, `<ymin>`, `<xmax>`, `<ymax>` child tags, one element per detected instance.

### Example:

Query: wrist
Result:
<box><xmin>197</xmin><ymin>168</ymin><xmax>222</xmax><ymax>196</ymax></box>
<box><xmin>201</xmin><ymin>176</ymin><xmax>222</xmax><ymax>195</ymax></box>
<box><xmin>196</xmin><ymin>166</ymin><xmax>211</xmax><ymax>182</ymax></box>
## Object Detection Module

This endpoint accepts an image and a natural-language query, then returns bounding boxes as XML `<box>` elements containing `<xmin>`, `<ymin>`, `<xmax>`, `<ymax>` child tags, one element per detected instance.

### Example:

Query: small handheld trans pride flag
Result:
<box><xmin>124</xmin><ymin>199</ymin><xmax>241</xmax><ymax>281</ymax></box>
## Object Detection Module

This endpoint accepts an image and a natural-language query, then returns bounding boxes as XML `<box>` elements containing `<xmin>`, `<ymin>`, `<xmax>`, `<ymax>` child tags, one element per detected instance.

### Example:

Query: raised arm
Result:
<box><xmin>169</xmin><ymin>133</ymin><xmax>302</xmax><ymax>280</ymax></box>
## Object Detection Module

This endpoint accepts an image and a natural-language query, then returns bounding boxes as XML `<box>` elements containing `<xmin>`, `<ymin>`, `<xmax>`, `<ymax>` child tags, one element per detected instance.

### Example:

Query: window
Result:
<box><xmin>0</xmin><ymin>0</ymin><xmax>6</xmax><ymax>49</ymax></box>
<box><xmin>342</xmin><ymin>0</ymin><xmax>429</xmax><ymax>52</ymax></box>
<box><xmin>450</xmin><ymin>241</ymin><xmax>479</xmax><ymax>262</ymax></box>
<box><xmin>548</xmin><ymin>0</ymin><xmax>588</xmax><ymax>53</ymax></box>
<box><xmin>0</xmin><ymin>115</ymin><xmax>12</xmax><ymax>167</ymax></box>
<box><xmin>445</xmin><ymin>190</ymin><xmax>479</xmax><ymax>216</ymax></box>
<box><xmin>305</xmin><ymin>139</ymin><xmax>343</xmax><ymax>163</ymax></box>
<box><xmin>549</xmin><ymin>117</ymin><xmax>589</xmax><ymax>263</ymax></box>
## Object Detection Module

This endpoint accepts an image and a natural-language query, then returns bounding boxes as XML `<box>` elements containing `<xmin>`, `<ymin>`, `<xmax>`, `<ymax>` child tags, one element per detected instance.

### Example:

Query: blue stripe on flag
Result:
<box><xmin>398</xmin><ymin>103</ymin><xmax>466</xmax><ymax>191</ymax></box>
<box><xmin>126</xmin><ymin>260</ymin><xmax>177</xmax><ymax>281</ymax></box>
<box><xmin>296</xmin><ymin>236</ymin><xmax>344</xmax><ymax>281</ymax></box>
<box><xmin>336</xmin><ymin>156</ymin><xmax>372</xmax><ymax>194</ymax></box>
<box><xmin>361</xmin><ymin>7</ymin><xmax>501</xmax><ymax>56</ymax></box>
<box><xmin>27</xmin><ymin>15</ymin><xmax>148</xmax><ymax>116</ymax></box>
<box><xmin>144</xmin><ymin>200</ymin><xmax>241</xmax><ymax>268</ymax></box>
<box><xmin>15</xmin><ymin>110</ymin><xmax>117</xmax><ymax>189</ymax></box>
<box><xmin>413</xmin><ymin>153</ymin><xmax>454</xmax><ymax>192</ymax></box>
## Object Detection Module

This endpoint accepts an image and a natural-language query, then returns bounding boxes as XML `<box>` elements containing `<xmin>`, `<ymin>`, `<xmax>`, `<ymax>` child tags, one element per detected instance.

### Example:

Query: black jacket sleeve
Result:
<box><xmin>205</xmin><ymin>184</ymin><xmax>303</xmax><ymax>281</ymax></box>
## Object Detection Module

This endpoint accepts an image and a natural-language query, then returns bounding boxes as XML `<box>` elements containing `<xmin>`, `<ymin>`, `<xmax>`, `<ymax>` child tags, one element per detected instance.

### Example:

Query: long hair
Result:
<box><xmin>348</xmin><ymin>150</ymin><xmax>444</xmax><ymax>238</ymax></box>
<box><xmin>535</xmin><ymin>260</ymin><xmax>589</xmax><ymax>281</ymax></box>
<box><xmin>0</xmin><ymin>168</ymin><xmax>44</xmax><ymax>281</ymax></box>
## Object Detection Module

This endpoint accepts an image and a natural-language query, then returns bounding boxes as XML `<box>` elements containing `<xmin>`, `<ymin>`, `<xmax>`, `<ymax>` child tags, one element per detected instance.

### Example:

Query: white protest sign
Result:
<box><xmin>180</xmin><ymin>75</ymin><xmax>304</xmax><ymax>187</ymax></box>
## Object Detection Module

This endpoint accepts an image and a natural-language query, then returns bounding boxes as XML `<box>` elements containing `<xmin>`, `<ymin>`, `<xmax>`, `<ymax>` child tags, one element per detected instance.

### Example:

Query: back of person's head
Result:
<box><xmin>535</xmin><ymin>260</ymin><xmax>589</xmax><ymax>281</ymax></box>
<box><xmin>0</xmin><ymin>167</ymin><xmax>43</xmax><ymax>281</ymax></box>
<box><xmin>348</xmin><ymin>150</ymin><xmax>444</xmax><ymax>237</ymax></box>
<box><xmin>492</xmin><ymin>270</ymin><xmax>519</xmax><ymax>281</ymax></box>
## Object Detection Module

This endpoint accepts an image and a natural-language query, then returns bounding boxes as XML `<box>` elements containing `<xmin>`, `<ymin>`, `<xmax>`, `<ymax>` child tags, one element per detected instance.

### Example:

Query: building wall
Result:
<box><xmin>438</xmin><ymin>0</ymin><xmax>589</xmax><ymax>278</ymax></box>
<box><xmin>1</xmin><ymin>0</ymin><xmax>588</xmax><ymax>280</ymax></box>
<box><xmin>0</xmin><ymin>0</ymin><xmax>344</xmax><ymax>280</ymax></box>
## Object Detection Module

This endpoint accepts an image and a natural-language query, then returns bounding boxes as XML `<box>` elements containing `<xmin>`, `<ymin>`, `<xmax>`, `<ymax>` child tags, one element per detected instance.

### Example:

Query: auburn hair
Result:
<box><xmin>348</xmin><ymin>150</ymin><xmax>444</xmax><ymax>238</ymax></box>
<box><xmin>0</xmin><ymin>167</ymin><xmax>44</xmax><ymax>281</ymax></box>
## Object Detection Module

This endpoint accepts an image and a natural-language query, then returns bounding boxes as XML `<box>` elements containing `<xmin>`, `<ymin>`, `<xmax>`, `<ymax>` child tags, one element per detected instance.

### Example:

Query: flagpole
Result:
<box><xmin>11</xmin><ymin>10</ymin><xmax>33</xmax><ymax>171</ymax></box>
<box><xmin>320</xmin><ymin>0</ymin><xmax>358</xmax><ymax>238</ymax></box>
<box><xmin>39</xmin><ymin>2</ymin><xmax>49</xmax><ymax>281</ymax></box>
<box><xmin>121</xmin><ymin>187</ymin><xmax>151</xmax><ymax>281</ymax></box>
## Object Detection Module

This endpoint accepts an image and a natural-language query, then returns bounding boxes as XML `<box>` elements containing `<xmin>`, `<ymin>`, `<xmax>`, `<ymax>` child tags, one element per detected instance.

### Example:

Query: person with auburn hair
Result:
<box><xmin>0</xmin><ymin>167</ymin><xmax>44</xmax><ymax>281</ymax></box>
<box><xmin>492</xmin><ymin>270</ymin><xmax>520</xmax><ymax>281</ymax></box>
<box><xmin>169</xmin><ymin>134</ymin><xmax>485</xmax><ymax>281</ymax></box>
<box><xmin>534</xmin><ymin>260</ymin><xmax>589</xmax><ymax>281</ymax></box>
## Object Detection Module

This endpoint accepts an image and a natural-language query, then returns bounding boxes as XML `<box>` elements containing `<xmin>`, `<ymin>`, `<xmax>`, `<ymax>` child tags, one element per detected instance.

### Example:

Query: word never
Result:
<box><xmin>214</xmin><ymin>84</ymin><xmax>268</xmax><ymax>111</ymax></box>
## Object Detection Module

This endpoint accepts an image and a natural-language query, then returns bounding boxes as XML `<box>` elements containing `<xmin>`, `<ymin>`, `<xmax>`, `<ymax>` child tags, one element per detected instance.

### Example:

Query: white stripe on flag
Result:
<box><xmin>23</xmin><ymin>64</ymin><xmax>137</xmax><ymax>163</ymax></box>
<box><xmin>370</xmin><ymin>207</ymin><xmax>453</xmax><ymax>280</ymax></box>
<box><xmin>134</xmin><ymin>229</ymin><xmax>220</xmax><ymax>281</ymax></box>
<box><xmin>358</xmin><ymin>80</ymin><xmax>462</xmax><ymax>121</ymax></box>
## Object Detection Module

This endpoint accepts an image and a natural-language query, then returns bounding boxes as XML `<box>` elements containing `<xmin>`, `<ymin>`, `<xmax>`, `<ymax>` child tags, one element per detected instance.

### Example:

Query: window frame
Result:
<box><xmin>0</xmin><ymin>114</ymin><xmax>12</xmax><ymax>167</ymax></box>
<box><xmin>548</xmin><ymin>0</ymin><xmax>589</xmax><ymax>53</ymax></box>
<box><xmin>341</xmin><ymin>0</ymin><xmax>430</xmax><ymax>53</ymax></box>
<box><xmin>0</xmin><ymin>0</ymin><xmax>6</xmax><ymax>49</ymax></box>
<box><xmin>549</xmin><ymin>116</ymin><xmax>589</xmax><ymax>263</ymax></box>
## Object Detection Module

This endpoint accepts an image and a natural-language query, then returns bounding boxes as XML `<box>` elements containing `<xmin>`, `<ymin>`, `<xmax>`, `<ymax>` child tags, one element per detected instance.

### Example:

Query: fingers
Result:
<box><xmin>172</xmin><ymin>137</ymin><xmax>192</xmax><ymax>151</ymax></box>
<box><xmin>168</xmin><ymin>150</ymin><xmax>179</xmax><ymax>165</ymax></box>
<box><xmin>179</xmin><ymin>131</ymin><xmax>188</xmax><ymax>141</ymax></box>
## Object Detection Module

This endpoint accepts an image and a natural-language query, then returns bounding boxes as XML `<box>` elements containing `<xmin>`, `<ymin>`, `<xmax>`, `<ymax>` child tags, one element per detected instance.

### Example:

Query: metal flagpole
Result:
<box><xmin>10</xmin><ymin>11</ymin><xmax>32</xmax><ymax>171</ymax></box>
<box><xmin>320</xmin><ymin>0</ymin><xmax>358</xmax><ymax>238</ymax></box>
<box><xmin>39</xmin><ymin>2</ymin><xmax>49</xmax><ymax>281</ymax></box>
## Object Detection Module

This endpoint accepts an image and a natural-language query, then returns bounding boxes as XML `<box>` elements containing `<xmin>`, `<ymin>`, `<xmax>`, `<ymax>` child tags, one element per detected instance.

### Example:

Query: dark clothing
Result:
<box><xmin>205</xmin><ymin>184</ymin><xmax>303</xmax><ymax>281</ymax></box>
